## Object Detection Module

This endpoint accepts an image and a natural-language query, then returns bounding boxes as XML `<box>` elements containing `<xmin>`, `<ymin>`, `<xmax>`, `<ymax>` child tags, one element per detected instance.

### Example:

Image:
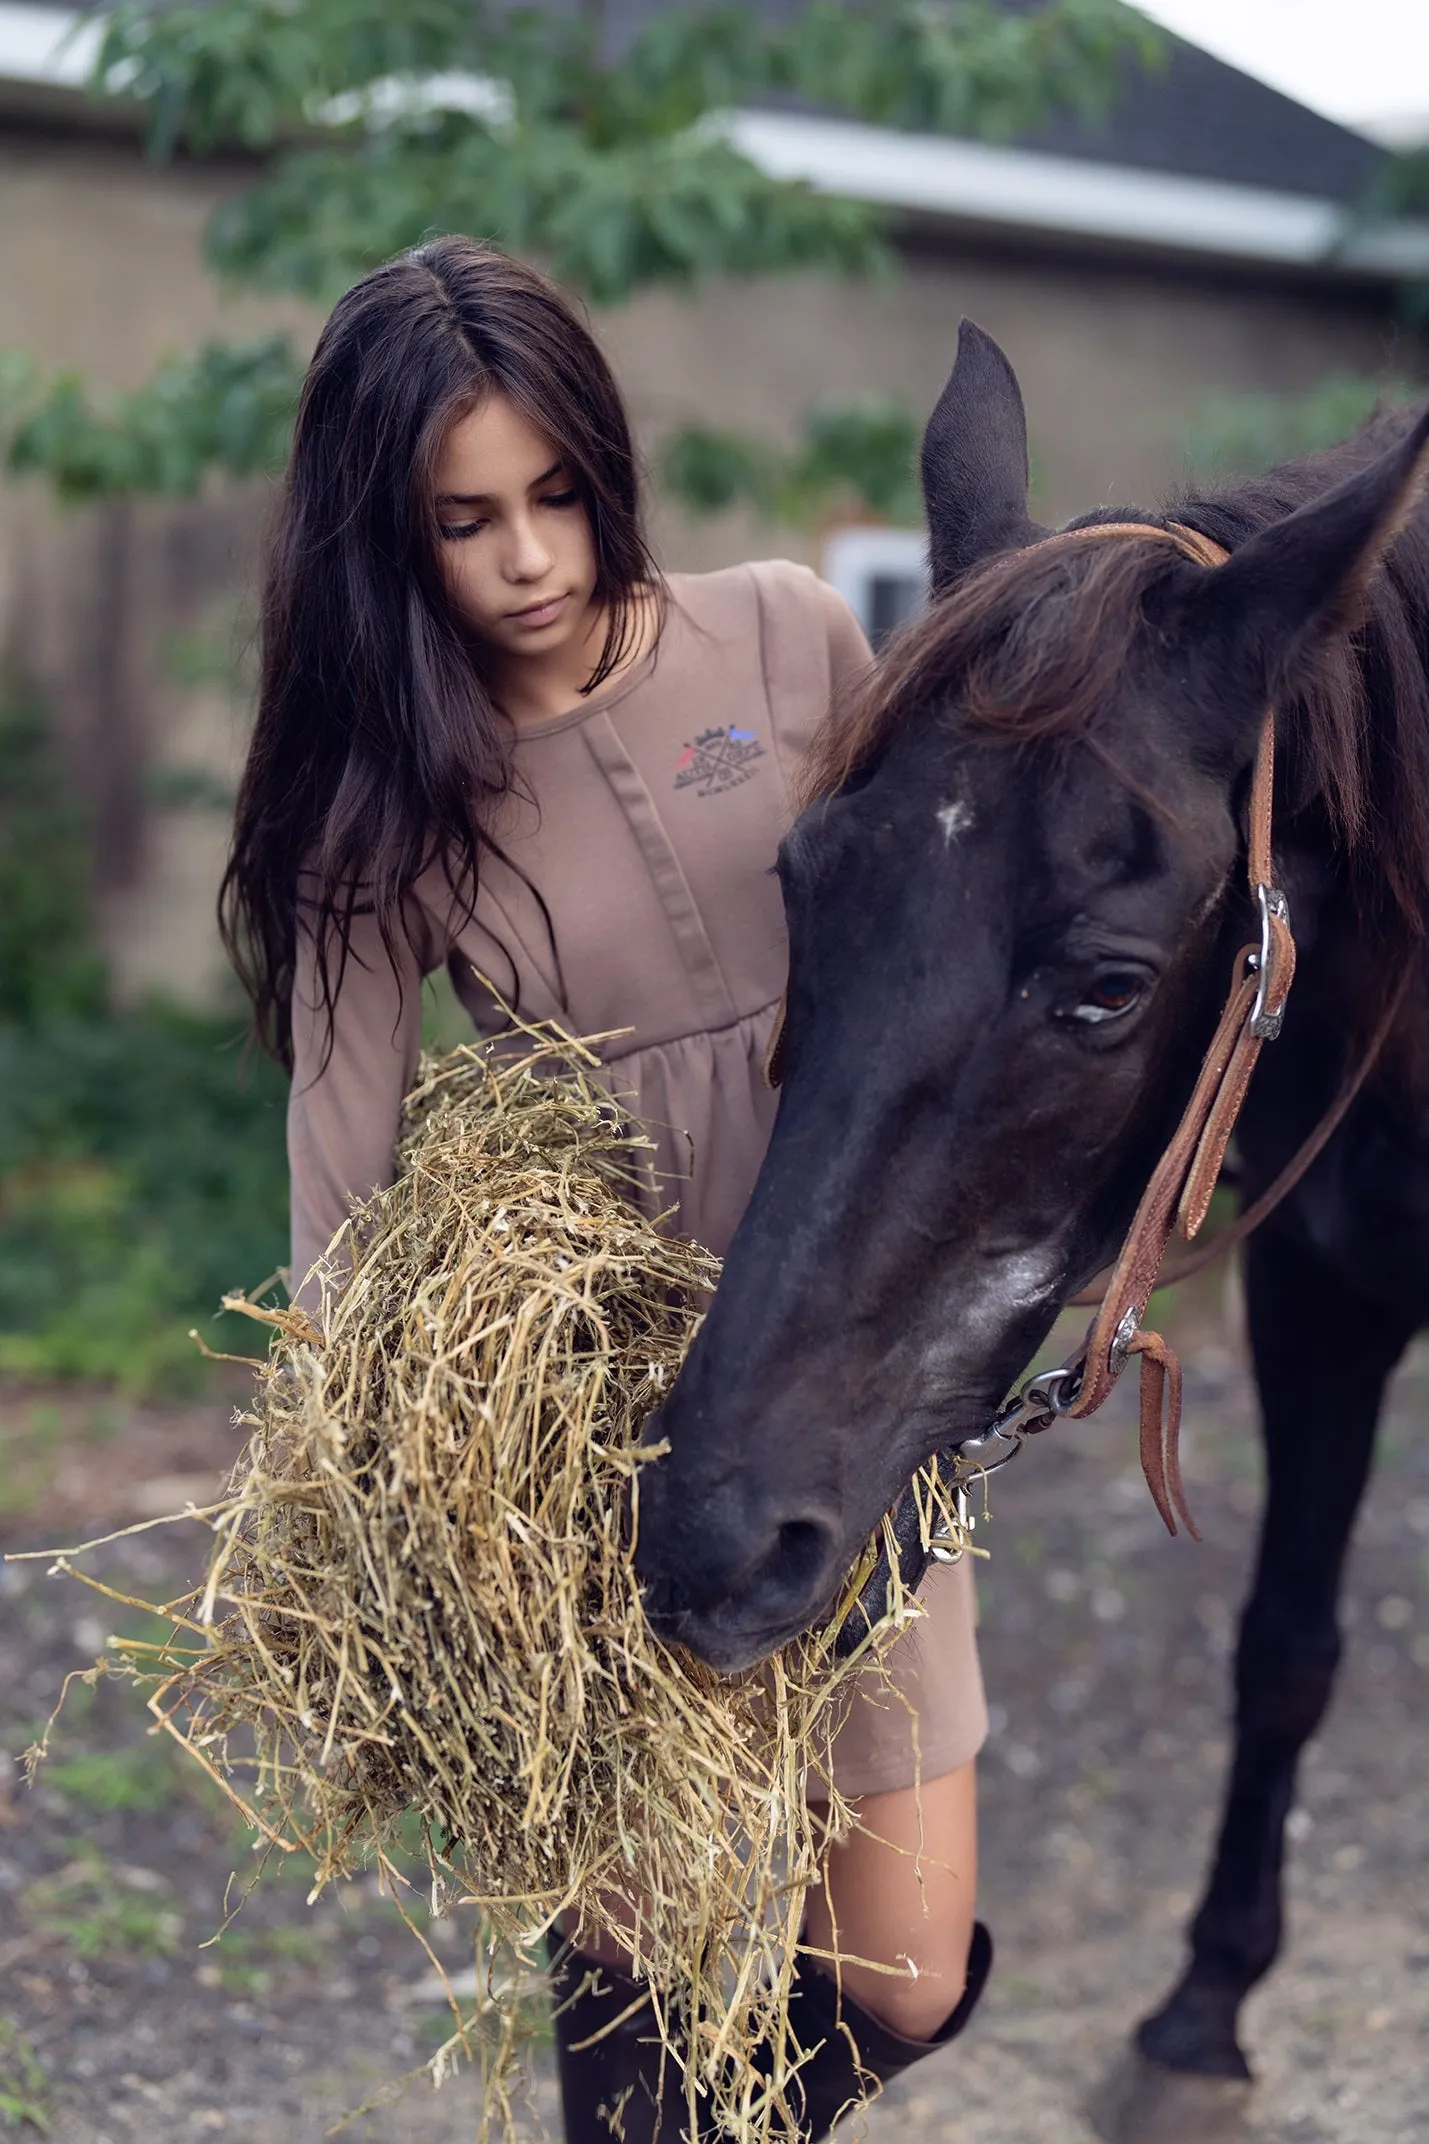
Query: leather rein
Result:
<box><xmin>776</xmin><ymin>519</ymin><xmax>1402</xmax><ymax>1551</ymax></box>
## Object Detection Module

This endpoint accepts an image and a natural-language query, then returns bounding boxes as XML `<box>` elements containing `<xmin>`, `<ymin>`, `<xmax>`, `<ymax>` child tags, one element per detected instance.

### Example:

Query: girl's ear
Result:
<box><xmin>1185</xmin><ymin>404</ymin><xmax>1429</xmax><ymax>761</ymax></box>
<box><xmin>920</xmin><ymin>320</ymin><xmax>1050</xmax><ymax>594</ymax></box>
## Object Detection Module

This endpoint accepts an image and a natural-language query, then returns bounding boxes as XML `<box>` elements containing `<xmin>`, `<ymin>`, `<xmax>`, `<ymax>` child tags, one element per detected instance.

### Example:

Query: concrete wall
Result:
<box><xmin>0</xmin><ymin>119</ymin><xmax>316</xmax><ymax>1003</ymax></box>
<box><xmin>3</xmin><ymin>116</ymin><xmax>1421</xmax><ymax>1002</ymax></box>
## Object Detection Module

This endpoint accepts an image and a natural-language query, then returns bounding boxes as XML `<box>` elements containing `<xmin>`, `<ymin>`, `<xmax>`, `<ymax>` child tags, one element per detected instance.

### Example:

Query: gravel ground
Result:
<box><xmin>1</xmin><ymin>1299</ymin><xmax>1425</xmax><ymax>2144</ymax></box>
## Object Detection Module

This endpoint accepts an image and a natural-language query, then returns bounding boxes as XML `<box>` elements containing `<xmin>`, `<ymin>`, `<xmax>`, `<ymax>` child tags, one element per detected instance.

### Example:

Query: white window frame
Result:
<box><xmin>819</xmin><ymin>525</ymin><xmax>928</xmax><ymax>645</ymax></box>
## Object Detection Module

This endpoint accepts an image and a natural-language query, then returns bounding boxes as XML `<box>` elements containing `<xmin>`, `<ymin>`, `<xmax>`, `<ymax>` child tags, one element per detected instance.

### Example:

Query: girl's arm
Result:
<box><xmin>286</xmin><ymin>897</ymin><xmax>428</xmax><ymax>1313</ymax></box>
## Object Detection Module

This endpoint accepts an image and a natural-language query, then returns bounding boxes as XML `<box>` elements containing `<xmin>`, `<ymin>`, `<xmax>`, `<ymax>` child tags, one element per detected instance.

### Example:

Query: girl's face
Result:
<box><xmin>433</xmin><ymin>391</ymin><xmax>599</xmax><ymax>665</ymax></box>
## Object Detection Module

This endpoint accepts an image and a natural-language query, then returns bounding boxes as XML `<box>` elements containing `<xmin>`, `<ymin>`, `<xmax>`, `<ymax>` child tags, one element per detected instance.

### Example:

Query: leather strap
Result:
<box><xmin>1069</xmin><ymin>959</ymin><xmax>1258</xmax><ymax>1416</ymax></box>
<box><xmin>1128</xmin><ymin>1328</ymin><xmax>1191</xmax><ymax>1539</ymax></box>
<box><xmin>1061</xmin><ymin>526</ymin><xmax>1298</xmax><ymax>1536</ymax></box>
<box><xmin>1074</xmin><ymin>969</ymin><xmax>1407</xmax><ymax>1303</ymax></box>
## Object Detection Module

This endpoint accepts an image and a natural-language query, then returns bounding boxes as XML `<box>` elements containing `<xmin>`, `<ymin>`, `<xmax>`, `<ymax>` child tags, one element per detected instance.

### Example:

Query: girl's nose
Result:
<box><xmin>505</xmin><ymin>514</ymin><xmax>554</xmax><ymax>582</ymax></box>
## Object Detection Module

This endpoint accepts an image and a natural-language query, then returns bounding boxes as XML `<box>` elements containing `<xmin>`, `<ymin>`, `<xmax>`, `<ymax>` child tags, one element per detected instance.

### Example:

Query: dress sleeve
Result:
<box><xmin>752</xmin><ymin>559</ymin><xmax>873</xmax><ymax>788</ymax></box>
<box><xmin>286</xmin><ymin>897</ymin><xmax>429</xmax><ymax>1313</ymax></box>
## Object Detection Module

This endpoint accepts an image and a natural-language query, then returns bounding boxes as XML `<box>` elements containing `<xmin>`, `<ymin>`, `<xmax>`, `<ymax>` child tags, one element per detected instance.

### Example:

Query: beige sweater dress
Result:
<box><xmin>288</xmin><ymin>559</ymin><xmax>987</xmax><ymax>1796</ymax></box>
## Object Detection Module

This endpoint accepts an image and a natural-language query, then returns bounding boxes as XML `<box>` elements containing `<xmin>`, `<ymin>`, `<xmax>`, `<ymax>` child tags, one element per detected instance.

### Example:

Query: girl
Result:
<box><xmin>221</xmin><ymin>237</ymin><xmax>991</xmax><ymax>2141</ymax></box>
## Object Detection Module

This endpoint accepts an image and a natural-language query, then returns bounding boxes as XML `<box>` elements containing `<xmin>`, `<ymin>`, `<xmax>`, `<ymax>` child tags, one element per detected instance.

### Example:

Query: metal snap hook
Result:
<box><xmin>928</xmin><ymin>1480</ymin><xmax>970</xmax><ymax>1564</ymax></box>
<box><xmin>1020</xmin><ymin>1362</ymin><xmax>1083</xmax><ymax>1421</ymax></box>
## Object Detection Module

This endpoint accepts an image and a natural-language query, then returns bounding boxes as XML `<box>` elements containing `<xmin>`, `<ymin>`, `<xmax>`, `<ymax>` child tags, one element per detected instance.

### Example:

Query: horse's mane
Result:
<box><xmin>808</xmin><ymin>412</ymin><xmax>1429</xmax><ymax>936</ymax></box>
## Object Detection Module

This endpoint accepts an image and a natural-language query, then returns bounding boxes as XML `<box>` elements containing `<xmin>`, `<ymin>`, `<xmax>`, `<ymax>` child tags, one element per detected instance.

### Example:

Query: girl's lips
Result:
<box><xmin>508</xmin><ymin>593</ymin><xmax>567</xmax><ymax>627</ymax></box>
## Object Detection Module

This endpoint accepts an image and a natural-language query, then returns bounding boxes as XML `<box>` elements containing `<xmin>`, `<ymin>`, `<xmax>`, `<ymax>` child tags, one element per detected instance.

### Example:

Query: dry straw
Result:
<box><xmin>28</xmin><ymin>1024</ymin><xmax>970</xmax><ymax>2140</ymax></box>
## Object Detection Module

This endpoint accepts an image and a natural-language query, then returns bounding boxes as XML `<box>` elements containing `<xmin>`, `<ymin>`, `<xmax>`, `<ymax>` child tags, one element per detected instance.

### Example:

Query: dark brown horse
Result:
<box><xmin>636</xmin><ymin>323</ymin><xmax>1429</xmax><ymax>2094</ymax></box>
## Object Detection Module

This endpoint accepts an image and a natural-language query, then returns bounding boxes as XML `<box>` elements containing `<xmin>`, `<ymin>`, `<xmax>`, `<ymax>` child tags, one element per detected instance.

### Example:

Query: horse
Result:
<box><xmin>634</xmin><ymin>320</ymin><xmax>1429</xmax><ymax>2107</ymax></box>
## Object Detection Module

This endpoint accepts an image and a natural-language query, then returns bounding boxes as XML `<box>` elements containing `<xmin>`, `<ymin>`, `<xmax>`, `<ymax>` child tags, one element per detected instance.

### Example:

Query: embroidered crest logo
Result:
<box><xmin>674</xmin><ymin>725</ymin><xmax>765</xmax><ymax>797</ymax></box>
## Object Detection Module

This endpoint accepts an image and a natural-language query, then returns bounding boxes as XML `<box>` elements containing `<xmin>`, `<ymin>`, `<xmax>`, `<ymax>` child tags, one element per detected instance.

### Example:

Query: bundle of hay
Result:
<box><xmin>34</xmin><ymin>1025</ymin><xmax>966</xmax><ymax>2140</ymax></box>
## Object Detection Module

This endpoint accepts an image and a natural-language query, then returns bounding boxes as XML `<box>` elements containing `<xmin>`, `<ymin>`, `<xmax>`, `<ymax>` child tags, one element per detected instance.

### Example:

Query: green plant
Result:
<box><xmin>0</xmin><ymin>688</ymin><xmax>105</xmax><ymax>1024</ymax></box>
<box><xmin>0</xmin><ymin>1003</ymin><xmax>290</xmax><ymax>1391</ymax></box>
<box><xmin>1184</xmin><ymin>373</ymin><xmax>1423</xmax><ymax>480</ymax></box>
<box><xmin>0</xmin><ymin>2022</ymin><xmax>50</xmax><ymax>2136</ymax></box>
<box><xmin>0</xmin><ymin>685</ymin><xmax>290</xmax><ymax>1393</ymax></box>
<box><xmin>45</xmin><ymin>1738</ymin><xmax>186</xmax><ymax>1816</ymax></box>
<box><xmin>24</xmin><ymin>1845</ymin><xmax>184</xmax><ymax>1962</ymax></box>
<box><xmin>197</xmin><ymin>1918</ymin><xmax>333</xmax><ymax>1995</ymax></box>
<box><xmin>2</xmin><ymin>335</ymin><xmax>303</xmax><ymax>505</ymax></box>
<box><xmin>99</xmin><ymin>0</ymin><xmax>1151</xmax><ymax>300</ymax></box>
<box><xmin>661</xmin><ymin>395</ymin><xmax>924</xmax><ymax>528</ymax></box>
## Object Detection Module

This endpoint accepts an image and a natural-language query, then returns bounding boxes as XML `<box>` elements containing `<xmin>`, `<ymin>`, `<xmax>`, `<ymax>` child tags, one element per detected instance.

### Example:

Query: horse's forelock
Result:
<box><xmin>803</xmin><ymin>461</ymin><xmax>1429</xmax><ymax>956</ymax></box>
<box><xmin>800</xmin><ymin>535</ymin><xmax>1183</xmax><ymax>808</ymax></box>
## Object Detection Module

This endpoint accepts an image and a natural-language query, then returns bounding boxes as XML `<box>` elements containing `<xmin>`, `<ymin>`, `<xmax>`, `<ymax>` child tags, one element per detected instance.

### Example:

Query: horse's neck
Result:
<box><xmin>1270</xmin><ymin>833</ymin><xmax>1429</xmax><ymax>1124</ymax></box>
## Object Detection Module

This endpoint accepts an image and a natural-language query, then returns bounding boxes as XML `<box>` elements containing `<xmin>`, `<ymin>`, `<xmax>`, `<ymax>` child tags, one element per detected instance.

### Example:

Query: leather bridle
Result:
<box><xmin>1061</xmin><ymin>525</ymin><xmax>1291</xmax><ymax>1532</ymax></box>
<box><xmin>771</xmin><ymin>519</ymin><xmax>1400</xmax><ymax>1559</ymax></box>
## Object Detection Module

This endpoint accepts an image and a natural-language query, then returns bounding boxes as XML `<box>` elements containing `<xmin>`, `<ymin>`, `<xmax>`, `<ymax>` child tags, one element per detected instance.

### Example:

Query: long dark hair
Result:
<box><xmin>220</xmin><ymin>237</ymin><xmax>658</xmax><ymax>1069</ymax></box>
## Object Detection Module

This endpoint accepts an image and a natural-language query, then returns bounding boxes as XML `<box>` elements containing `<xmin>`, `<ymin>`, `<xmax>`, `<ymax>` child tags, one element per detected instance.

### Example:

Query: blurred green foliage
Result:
<box><xmin>1184</xmin><ymin>372</ymin><xmax>1423</xmax><ymax>479</ymax></box>
<box><xmin>24</xmin><ymin>1843</ymin><xmax>185</xmax><ymax>1961</ymax></box>
<box><xmin>45</xmin><ymin>1738</ymin><xmax>191</xmax><ymax>1816</ymax></box>
<box><xmin>0</xmin><ymin>686</ymin><xmax>289</xmax><ymax>1393</ymax></box>
<box><xmin>0</xmin><ymin>688</ymin><xmax>105</xmax><ymax>1025</ymax></box>
<box><xmin>0</xmin><ymin>2019</ymin><xmax>51</xmax><ymax>2135</ymax></box>
<box><xmin>661</xmin><ymin>395</ymin><xmax>923</xmax><ymax>528</ymax></box>
<box><xmin>1179</xmin><ymin>125</ymin><xmax>1429</xmax><ymax>476</ymax></box>
<box><xmin>95</xmin><ymin>0</ymin><xmax>1153</xmax><ymax>304</ymax></box>
<box><xmin>0</xmin><ymin>336</ymin><xmax>303</xmax><ymax>505</ymax></box>
<box><xmin>0</xmin><ymin>0</ymin><xmax>1158</xmax><ymax>505</ymax></box>
<box><xmin>95</xmin><ymin>0</ymin><xmax>1153</xmax><ymax>170</ymax></box>
<box><xmin>0</xmin><ymin>1007</ymin><xmax>290</xmax><ymax>1390</ymax></box>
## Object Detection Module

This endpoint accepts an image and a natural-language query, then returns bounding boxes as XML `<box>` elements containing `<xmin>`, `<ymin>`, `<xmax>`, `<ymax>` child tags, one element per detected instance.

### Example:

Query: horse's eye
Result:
<box><xmin>1069</xmin><ymin>971</ymin><xmax>1147</xmax><ymax>1025</ymax></box>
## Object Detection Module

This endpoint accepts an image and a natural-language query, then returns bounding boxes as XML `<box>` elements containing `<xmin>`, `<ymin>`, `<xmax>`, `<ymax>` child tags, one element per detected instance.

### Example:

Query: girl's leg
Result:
<box><xmin>563</xmin><ymin>1760</ymin><xmax>979</xmax><ymax>2024</ymax></box>
<box><xmin>557</xmin><ymin>1899</ymin><xmax>640</xmax><ymax>1968</ymax></box>
<box><xmin>548</xmin><ymin>1899</ymin><xmax>668</xmax><ymax>2144</ymax></box>
<box><xmin>801</xmin><ymin>1760</ymin><xmax>979</xmax><ymax>2041</ymax></box>
<box><xmin>550</xmin><ymin>1768</ymin><xmax>981</xmax><ymax>2143</ymax></box>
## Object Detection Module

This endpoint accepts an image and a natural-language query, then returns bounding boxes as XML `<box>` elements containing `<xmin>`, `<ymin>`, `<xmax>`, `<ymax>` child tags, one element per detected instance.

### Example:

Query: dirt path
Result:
<box><xmin>1</xmin><ymin>1307</ymin><xmax>1425</xmax><ymax>2143</ymax></box>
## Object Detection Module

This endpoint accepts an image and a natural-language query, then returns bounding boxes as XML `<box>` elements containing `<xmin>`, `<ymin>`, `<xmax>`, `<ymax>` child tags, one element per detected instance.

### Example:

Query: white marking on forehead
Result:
<box><xmin>936</xmin><ymin>798</ymin><xmax>974</xmax><ymax>846</ymax></box>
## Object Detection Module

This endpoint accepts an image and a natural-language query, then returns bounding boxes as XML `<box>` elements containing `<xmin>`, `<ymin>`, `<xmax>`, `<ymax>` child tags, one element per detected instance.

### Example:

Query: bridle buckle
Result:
<box><xmin>1249</xmin><ymin>882</ymin><xmax>1290</xmax><ymax>1041</ymax></box>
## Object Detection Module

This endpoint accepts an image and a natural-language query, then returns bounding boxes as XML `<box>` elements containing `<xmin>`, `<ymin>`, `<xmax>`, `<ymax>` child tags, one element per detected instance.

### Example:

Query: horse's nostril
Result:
<box><xmin>638</xmin><ymin>1490</ymin><xmax>843</xmax><ymax>1654</ymax></box>
<box><xmin>740</xmin><ymin>1515</ymin><xmax>839</xmax><ymax>1625</ymax></box>
<box><xmin>772</xmin><ymin>1519</ymin><xmax>830</xmax><ymax>1595</ymax></box>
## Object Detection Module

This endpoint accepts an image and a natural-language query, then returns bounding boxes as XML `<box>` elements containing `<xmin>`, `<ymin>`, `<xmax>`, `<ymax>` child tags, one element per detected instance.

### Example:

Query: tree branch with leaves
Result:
<box><xmin>3</xmin><ymin>0</ymin><xmax>1160</xmax><ymax>515</ymax></box>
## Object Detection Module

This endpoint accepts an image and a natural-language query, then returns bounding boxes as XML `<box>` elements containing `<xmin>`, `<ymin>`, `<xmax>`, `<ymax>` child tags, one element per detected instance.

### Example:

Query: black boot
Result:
<box><xmin>547</xmin><ymin>1923</ymin><xmax>992</xmax><ymax>2144</ymax></box>
<box><xmin>775</xmin><ymin>1920</ymin><xmax>993</xmax><ymax>2140</ymax></box>
<box><xmin>546</xmin><ymin>1934</ymin><xmax>704</xmax><ymax>2144</ymax></box>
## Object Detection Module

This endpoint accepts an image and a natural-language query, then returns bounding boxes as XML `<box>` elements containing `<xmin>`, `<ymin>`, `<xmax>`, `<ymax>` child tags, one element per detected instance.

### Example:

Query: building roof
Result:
<box><xmin>546</xmin><ymin>0</ymin><xmax>1390</xmax><ymax>207</ymax></box>
<box><xmin>1015</xmin><ymin>29</ymin><xmax>1384</xmax><ymax>206</ymax></box>
<box><xmin>3</xmin><ymin>0</ymin><xmax>1426</xmax><ymax>280</ymax></box>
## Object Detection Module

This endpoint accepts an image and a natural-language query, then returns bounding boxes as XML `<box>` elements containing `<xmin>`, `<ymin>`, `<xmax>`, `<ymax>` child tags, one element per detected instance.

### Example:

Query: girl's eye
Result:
<box><xmin>541</xmin><ymin>489</ymin><xmax>579</xmax><ymax>509</ymax></box>
<box><xmin>1068</xmin><ymin>971</ymin><xmax>1148</xmax><ymax>1026</ymax></box>
<box><xmin>439</xmin><ymin>519</ymin><xmax>487</xmax><ymax>541</ymax></box>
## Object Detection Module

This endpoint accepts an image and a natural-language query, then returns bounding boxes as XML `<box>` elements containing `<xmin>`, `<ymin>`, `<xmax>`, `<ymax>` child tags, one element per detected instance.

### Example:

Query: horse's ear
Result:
<box><xmin>1190</xmin><ymin>404</ymin><xmax>1429</xmax><ymax>749</ymax></box>
<box><xmin>921</xmin><ymin>320</ymin><xmax>1049</xmax><ymax>593</ymax></box>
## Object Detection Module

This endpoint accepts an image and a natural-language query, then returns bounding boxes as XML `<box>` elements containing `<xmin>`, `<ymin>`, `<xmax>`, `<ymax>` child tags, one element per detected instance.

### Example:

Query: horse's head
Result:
<box><xmin>637</xmin><ymin>323</ymin><xmax>1429</xmax><ymax>1671</ymax></box>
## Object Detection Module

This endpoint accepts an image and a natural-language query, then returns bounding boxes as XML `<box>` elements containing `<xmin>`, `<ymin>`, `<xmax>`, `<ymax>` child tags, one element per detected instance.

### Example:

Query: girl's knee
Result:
<box><xmin>837</xmin><ymin>1923</ymin><xmax>975</xmax><ymax>2043</ymax></box>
